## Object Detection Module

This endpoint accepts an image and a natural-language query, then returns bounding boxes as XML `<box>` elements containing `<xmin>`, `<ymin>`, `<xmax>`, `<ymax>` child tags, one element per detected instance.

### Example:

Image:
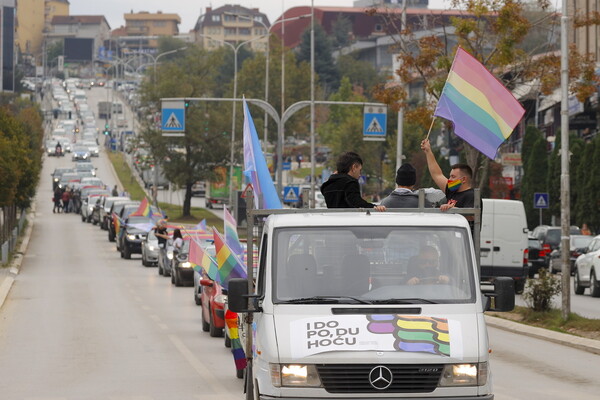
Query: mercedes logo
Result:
<box><xmin>369</xmin><ymin>366</ymin><xmax>393</xmax><ymax>390</ymax></box>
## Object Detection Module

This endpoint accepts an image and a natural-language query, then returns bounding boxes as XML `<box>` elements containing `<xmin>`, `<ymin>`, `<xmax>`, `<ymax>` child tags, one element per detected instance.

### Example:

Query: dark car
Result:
<box><xmin>527</xmin><ymin>237</ymin><xmax>549</xmax><ymax>277</ymax></box>
<box><xmin>170</xmin><ymin>240</ymin><xmax>194</xmax><ymax>287</ymax></box>
<box><xmin>200</xmin><ymin>277</ymin><xmax>226</xmax><ymax>337</ymax></box>
<box><xmin>531</xmin><ymin>225</ymin><xmax>581</xmax><ymax>251</ymax></box>
<box><xmin>550</xmin><ymin>234</ymin><xmax>594</xmax><ymax>275</ymax></box>
<box><xmin>51</xmin><ymin>168</ymin><xmax>74</xmax><ymax>190</ymax></box>
<box><xmin>118</xmin><ymin>216</ymin><xmax>152</xmax><ymax>259</ymax></box>
<box><xmin>98</xmin><ymin>197</ymin><xmax>130</xmax><ymax>230</ymax></box>
<box><xmin>107</xmin><ymin>201</ymin><xmax>139</xmax><ymax>242</ymax></box>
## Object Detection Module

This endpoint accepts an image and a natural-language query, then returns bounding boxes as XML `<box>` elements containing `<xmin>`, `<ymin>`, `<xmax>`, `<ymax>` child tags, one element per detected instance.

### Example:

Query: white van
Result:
<box><xmin>480</xmin><ymin>199</ymin><xmax>529</xmax><ymax>293</ymax></box>
<box><xmin>229</xmin><ymin>211</ymin><xmax>514</xmax><ymax>400</ymax></box>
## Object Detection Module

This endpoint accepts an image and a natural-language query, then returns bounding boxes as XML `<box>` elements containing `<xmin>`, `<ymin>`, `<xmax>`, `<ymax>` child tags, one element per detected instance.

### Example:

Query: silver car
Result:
<box><xmin>141</xmin><ymin>230</ymin><xmax>160</xmax><ymax>267</ymax></box>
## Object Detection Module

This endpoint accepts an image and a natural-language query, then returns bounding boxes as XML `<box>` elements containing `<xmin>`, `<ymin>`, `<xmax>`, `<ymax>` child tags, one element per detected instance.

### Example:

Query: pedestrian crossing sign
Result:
<box><xmin>283</xmin><ymin>186</ymin><xmax>300</xmax><ymax>203</ymax></box>
<box><xmin>534</xmin><ymin>192</ymin><xmax>549</xmax><ymax>209</ymax></box>
<box><xmin>363</xmin><ymin>105</ymin><xmax>387</xmax><ymax>141</ymax></box>
<box><xmin>161</xmin><ymin>99</ymin><xmax>186</xmax><ymax>134</ymax></box>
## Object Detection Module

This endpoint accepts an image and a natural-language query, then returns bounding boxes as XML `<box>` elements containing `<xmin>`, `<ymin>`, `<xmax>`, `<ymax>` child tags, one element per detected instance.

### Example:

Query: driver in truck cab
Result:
<box><xmin>406</xmin><ymin>245</ymin><xmax>450</xmax><ymax>285</ymax></box>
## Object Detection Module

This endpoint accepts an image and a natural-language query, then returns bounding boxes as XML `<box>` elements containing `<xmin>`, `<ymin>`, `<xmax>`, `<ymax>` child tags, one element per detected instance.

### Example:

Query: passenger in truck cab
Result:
<box><xmin>406</xmin><ymin>246</ymin><xmax>450</xmax><ymax>285</ymax></box>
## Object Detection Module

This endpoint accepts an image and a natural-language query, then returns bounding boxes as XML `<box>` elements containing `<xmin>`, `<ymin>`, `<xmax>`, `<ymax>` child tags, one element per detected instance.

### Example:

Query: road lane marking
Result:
<box><xmin>169</xmin><ymin>334</ymin><xmax>229</xmax><ymax>394</ymax></box>
<box><xmin>141</xmin><ymin>306</ymin><xmax>150</xmax><ymax>311</ymax></box>
<box><xmin>159</xmin><ymin>323</ymin><xmax>169</xmax><ymax>330</ymax></box>
<box><xmin>134</xmin><ymin>296</ymin><xmax>142</xmax><ymax>302</ymax></box>
<box><xmin>149</xmin><ymin>314</ymin><xmax>161</xmax><ymax>322</ymax></box>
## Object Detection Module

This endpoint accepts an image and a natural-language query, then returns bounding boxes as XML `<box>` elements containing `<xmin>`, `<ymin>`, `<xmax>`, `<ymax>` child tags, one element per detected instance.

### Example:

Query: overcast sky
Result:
<box><xmin>70</xmin><ymin>0</ymin><xmax>447</xmax><ymax>33</ymax></box>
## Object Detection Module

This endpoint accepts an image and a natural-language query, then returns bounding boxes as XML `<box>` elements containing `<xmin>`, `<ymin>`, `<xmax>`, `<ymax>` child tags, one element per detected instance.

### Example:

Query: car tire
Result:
<box><xmin>171</xmin><ymin>271</ymin><xmax>175</xmax><ymax>284</ymax></box>
<box><xmin>574</xmin><ymin>271</ymin><xmax>585</xmax><ymax>295</ymax></box>
<box><xmin>108</xmin><ymin>231</ymin><xmax>115</xmax><ymax>242</ymax></box>
<box><xmin>591</xmin><ymin>269</ymin><xmax>600</xmax><ymax>298</ymax></box>
<box><xmin>194</xmin><ymin>288</ymin><xmax>202</xmax><ymax>306</ymax></box>
<box><xmin>141</xmin><ymin>255</ymin><xmax>147</xmax><ymax>267</ymax></box>
<box><xmin>209</xmin><ymin>308</ymin><xmax>224</xmax><ymax>337</ymax></box>
<box><xmin>81</xmin><ymin>214</ymin><xmax>85</xmax><ymax>222</ymax></box>
<box><xmin>224</xmin><ymin>331</ymin><xmax>231</xmax><ymax>348</ymax></box>
<box><xmin>158</xmin><ymin>263</ymin><xmax>163</xmax><ymax>275</ymax></box>
<box><xmin>123</xmin><ymin>245</ymin><xmax>131</xmax><ymax>259</ymax></box>
<box><xmin>175</xmin><ymin>271</ymin><xmax>183</xmax><ymax>287</ymax></box>
<box><xmin>514</xmin><ymin>279</ymin><xmax>525</xmax><ymax>295</ymax></box>
<box><xmin>202</xmin><ymin>311</ymin><xmax>210</xmax><ymax>332</ymax></box>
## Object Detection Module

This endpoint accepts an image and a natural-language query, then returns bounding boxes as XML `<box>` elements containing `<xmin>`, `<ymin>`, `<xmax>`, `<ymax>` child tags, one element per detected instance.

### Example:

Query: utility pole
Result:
<box><xmin>560</xmin><ymin>0</ymin><xmax>570</xmax><ymax>321</ymax></box>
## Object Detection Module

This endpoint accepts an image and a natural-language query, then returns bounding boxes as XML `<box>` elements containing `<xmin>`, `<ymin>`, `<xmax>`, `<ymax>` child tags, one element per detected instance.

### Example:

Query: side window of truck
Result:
<box><xmin>257</xmin><ymin>233</ymin><xmax>268</xmax><ymax>296</ymax></box>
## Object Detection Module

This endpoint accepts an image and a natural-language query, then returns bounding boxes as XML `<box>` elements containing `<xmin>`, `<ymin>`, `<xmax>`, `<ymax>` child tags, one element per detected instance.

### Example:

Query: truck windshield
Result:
<box><xmin>273</xmin><ymin>226</ymin><xmax>476</xmax><ymax>304</ymax></box>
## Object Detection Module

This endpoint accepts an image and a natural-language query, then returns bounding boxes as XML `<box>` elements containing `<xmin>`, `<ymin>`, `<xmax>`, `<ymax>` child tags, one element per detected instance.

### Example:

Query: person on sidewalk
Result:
<box><xmin>381</xmin><ymin>163</ymin><xmax>432</xmax><ymax>208</ymax></box>
<box><xmin>320</xmin><ymin>152</ymin><xmax>386</xmax><ymax>211</ymax></box>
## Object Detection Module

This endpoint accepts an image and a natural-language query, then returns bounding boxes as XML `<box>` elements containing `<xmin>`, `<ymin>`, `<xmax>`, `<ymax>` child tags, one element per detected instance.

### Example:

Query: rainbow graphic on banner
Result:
<box><xmin>367</xmin><ymin>315</ymin><xmax>450</xmax><ymax>356</ymax></box>
<box><xmin>225</xmin><ymin>309</ymin><xmax>247</xmax><ymax>370</ymax></box>
<box><xmin>434</xmin><ymin>47</ymin><xmax>525</xmax><ymax>160</ymax></box>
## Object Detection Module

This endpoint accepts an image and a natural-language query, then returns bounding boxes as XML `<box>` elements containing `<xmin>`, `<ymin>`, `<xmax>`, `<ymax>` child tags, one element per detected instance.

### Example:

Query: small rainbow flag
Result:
<box><xmin>113</xmin><ymin>213</ymin><xmax>123</xmax><ymax>235</ymax></box>
<box><xmin>130</xmin><ymin>197</ymin><xmax>151</xmax><ymax>217</ymax></box>
<box><xmin>434</xmin><ymin>47</ymin><xmax>525</xmax><ymax>159</ymax></box>
<box><xmin>188</xmin><ymin>238</ymin><xmax>219</xmax><ymax>281</ymax></box>
<box><xmin>225</xmin><ymin>309</ymin><xmax>247</xmax><ymax>370</ymax></box>
<box><xmin>213</xmin><ymin>228</ymin><xmax>247</xmax><ymax>290</ymax></box>
<box><xmin>194</xmin><ymin>219</ymin><xmax>207</xmax><ymax>232</ymax></box>
<box><xmin>224</xmin><ymin>207</ymin><xmax>244</xmax><ymax>257</ymax></box>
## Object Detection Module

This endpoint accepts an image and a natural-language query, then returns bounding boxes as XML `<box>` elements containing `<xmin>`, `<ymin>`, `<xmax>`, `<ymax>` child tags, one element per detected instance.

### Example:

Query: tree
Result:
<box><xmin>574</xmin><ymin>139</ymin><xmax>595</xmax><ymax>227</ymax></box>
<box><xmin>297</xmin><ymin>23</ymin><xmax>340</xmax><ymax>92</ymax></box>
<box><xmin>370</xmin><ymin>0</ymin><xmax>598</xmax><ymax>188</ymax></box>
<box><xmin>331</xmin><ymin>15</ymin><xmax>353</xmax><ymax>49</ymax></box>
<box><xmin>337</xmin><ymin>53</ymin><xmax>384</xmax><ymax>94</ymax></box>
<box><xmin>521</xmin><ymin>136</ymin><xmax>548</xmax><ymax>228</ymax></box>
<box><xmin>582</xmin><ymin>136</ymin><xmax>600</xmax><ymax>232</ymax></box>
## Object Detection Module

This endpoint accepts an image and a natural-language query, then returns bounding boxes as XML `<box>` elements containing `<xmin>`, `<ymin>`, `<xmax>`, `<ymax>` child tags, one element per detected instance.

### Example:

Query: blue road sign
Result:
<box><xmin>283</xmin><ymin>186</ymin><xmax>300</xmax><ymax>203</ymax></box>
<box><xmin>534</xmin><ymin>192</ymin><xmax>549</xmax><ymax>209</ymax></box>
<box><xmin>162</xmin><ymin>108</ymin><xmax>185</xmax><ymax>132</ymax></box>
<box><xmin>363</xmin><ymin>105</ymin><xmax>387</xmax><ymax>141</ymax></box>
<box><xmin>282</xmin><ymin>162</ymin><xmax>291</xmax><ymax>171</ymax></box>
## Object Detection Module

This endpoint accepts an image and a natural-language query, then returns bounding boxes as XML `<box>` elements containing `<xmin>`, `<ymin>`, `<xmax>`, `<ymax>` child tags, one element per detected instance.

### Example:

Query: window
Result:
<box><xmin>254</xmin><ymin>28</ymin><xmax>266</xmax><ymax>36</ymax></box>
<box><xmin>224</xmin><ymin>28</ymin><xmax>236</xmax><ymax>36</ymax></box>
<box><xmin>211</xmin><ymin>15</ymin><xmax>220</xmax><ymax>22</ymax></box>
<box><xmin>374</xmin><ymin>24</ymin><xmax>383</xmax><ymax>32</ymax></box>
<box><xmin>224</xmin><ymin>14</ymin><xmax>236</xmax><ymax>22</ymax></box>
<box><xmin>254</xmin><ymin>15</ymin><xmax>263</xmax><ymax>23</ymax></box>
<box><xmin>153</xmin><ymin>21</ymin><xmax>166</xmax><ymax>27</ymax></box>
<box><xmin>239</xmin><ymin>28</ymin><xmax>250</xmax><ymax>35</ymax></box>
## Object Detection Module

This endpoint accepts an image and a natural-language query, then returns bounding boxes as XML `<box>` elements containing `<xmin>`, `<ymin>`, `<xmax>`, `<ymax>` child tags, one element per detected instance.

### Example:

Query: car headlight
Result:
<box><xmin>167</xmin><ymin>250</ymin><xmax>174</xmax><ymax>260</ymax></box>
<box><xmin>439</xmin><ymin>362</ymin><xmax>487</xmax><ymax>386</ymax></box>
<box><xmin>147</xmin><ymin>245</ymin><xmax>157</xmax><ymax>251</ymax></box>
<box><xmin>53</xmin><ymin>178</ymin><xmax>59</xmax><ymax>182</ymax></box>
<box><xmin>83</xmin><ymin>155</ymin><xmax>88</xmax><ymax>159</ymax></box>
<box><xmin>270</xmin><ymin>364</ymin><xmax>322</xmax><ymax>388</ymax></box>
<box><xmin>180</xmin><ymin>261</ymin><xmax>192</xmax><ymax>269</ymax></box>
<box><xmin>126</xmin><ymin>234</ymin><xmax>136</xmax><ymax>240</ymax></box>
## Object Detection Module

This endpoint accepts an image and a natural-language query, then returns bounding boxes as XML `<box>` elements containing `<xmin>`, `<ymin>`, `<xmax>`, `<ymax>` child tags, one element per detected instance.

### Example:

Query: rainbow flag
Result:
<box><xmin>113</xmin><ymin>213</ymin><xmax>123</xmax><ymax>235</ymax></box>
<box><xmin>213</xmin><ymin>228</ymin><xmax>247</xmax><ymax>290</ymax></box>
<box><xmin>194</xmin><ymin>219</ymin><xmax>207</xmax><ymax>232</ymax></box>
<box><xmin>189</xmin><ymin>238</ymin><xmax>219</xmax><ymax>281</ymax></box>
<box><xmin>225</xmin><ymin>309</ymin><xmax>247</xmax><ymax>370</ymax></box>
<box><xmin>242</xmin><ymin>97</ymin><xmax>282</xmax><ymax>209</ymax></box>
<box><xmin>130</xmin><ymin>197</ymin><xmax>151</xmax><ymax>217</ymax></box>
<box><xmin>434</xmin><ymin>47</ymin><xmax>525</xmax><ymax>159</ymax></box>
<box><xmin>224</xmin><ymin>207</ymin><xmax>244</xmax><ymax>257</ymax></box>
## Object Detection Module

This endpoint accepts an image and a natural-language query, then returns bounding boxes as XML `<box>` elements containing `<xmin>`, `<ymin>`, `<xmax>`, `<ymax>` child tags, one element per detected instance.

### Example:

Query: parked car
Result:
<box><xmin>118</xmin><ymin>216</ymin><xmax>152</xmax><ymax>259</ymax></box>
<box><xmin>141</xmin><ymin>229</ymin><xmax>159</xmax><ymax>267</ymax></box>
<box><xmin>550</xmin><ymin>235</ymin><xmax>594</xmax><ymax>274</ymax></box>
<box><xmin>191</xmin><ymin>181</ymin><xmax>206</xmax><ymax>197</ymax></box>
<box><xmin>170</xmin><ymin>240</ymin><xmax>194</xmax><ymax>287</ymax></box>
<box><xmin>200</xmin><ymin>277</ymin><xmax>226</xmax><ymax>337</ymax></box>
<box><xmin>574</xmin><ymin>234</ymin><xmax>600</xmax><ymax>297</ymax></box>
<box><xmin>527</xmin><ymin>236</ymin><xmax>549</xmax><ymax>277</ymax></box>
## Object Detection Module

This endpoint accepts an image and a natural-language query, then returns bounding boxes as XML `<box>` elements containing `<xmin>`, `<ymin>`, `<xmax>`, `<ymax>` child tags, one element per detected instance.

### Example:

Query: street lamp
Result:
<box><xmin>149</xmin><ymin>46</ymin><xmax>188</xmax><ymax>85</ymax></box>
<box><xmin>196</xmin><ymin>33</ymin><xmax>267</xmax><ymax>205</ymax></box>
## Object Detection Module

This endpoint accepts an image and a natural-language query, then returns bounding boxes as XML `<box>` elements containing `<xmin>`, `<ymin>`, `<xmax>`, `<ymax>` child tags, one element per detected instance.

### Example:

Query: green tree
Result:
<box><xmin>583</xmin><ymin>136</ymin><xmax>600</xmax><ymax>232</ymax></box>
<box><xmin>297</xmin><ymin>23</ymin><xmax>340</xmax><ymax>92</ymax></box>
<box><xmin>521</xmin><ymin>136</ymin><xmax>548</xmax><ymax>228</ymax></box>
<box><xmin>337</xmin><ymin>53</ymin><xmax>384</xmax><ymax>94</ymax></box>
<box><xmin>575</xmin><ymin>140</ymin><xmax>595</xmax><ymax>227</ymax></box>
<box><xmin>331</xmin><ymin>15</ymin><xmax>353</xmax><ymax>49</ymax></box>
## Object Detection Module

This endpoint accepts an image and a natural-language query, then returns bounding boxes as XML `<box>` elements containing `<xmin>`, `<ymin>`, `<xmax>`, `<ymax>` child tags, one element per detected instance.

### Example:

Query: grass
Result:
<box><xmin>107</xmin><ymin>151</ymin><xmax>223</xmax><ymax>225</ymax></box>
<box><xmin>489</xmin><ymin>306</ymin><xmax>600</xmax><ymax>338</ymax></box>
<box><xmin>290</xmin><ymin>166</ymin><xmax>324</xmax><ymax>179</ymax></box>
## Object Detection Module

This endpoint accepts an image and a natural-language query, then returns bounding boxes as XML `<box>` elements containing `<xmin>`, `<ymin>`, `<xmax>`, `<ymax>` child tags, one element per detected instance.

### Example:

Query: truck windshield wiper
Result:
<box><xmin>280</xmin><ymin>296</ymin><xmax>372</xmax><ymax>304</ymax></box>
<box><xmin>370</xmin><ymin>298</ymin><xmax>438</xmax><ymax>304</ymax></box>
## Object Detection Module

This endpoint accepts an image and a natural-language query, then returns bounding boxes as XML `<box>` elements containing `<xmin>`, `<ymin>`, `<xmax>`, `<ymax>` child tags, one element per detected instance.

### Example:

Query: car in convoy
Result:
<box><xmin>574</xmin><ymin>234</ymin><xmax>600</xmax><ymax>297</ymax></box>
<box><xmin>57</xmin><ymin>173</ymin><xmax>81</xmax><ymax>190</ymax></box>
<box><xmin>170</xmin><ymin>239</ymin><xmax>194</xmax><ymax>287</ymax></box>
<box><xmin>193</xmin><ymin>243</ymin><xmax>215</xmax><ymax>306</ymax></box>
<box><xmin>527</xmin><ymin>236</ymin><xmax>549</xmax><ymax>277</ymax></box>
<box><xmin>550</xmin><ymin>234</ymin><xmax>594</xmax><ymax>274</ymax></box>
<box><xmin>74</xmin><ymin>162</ymin><xmax>96</xmax><ymax>177</ymax></box>
<box><xmin>82</xmin><ymin>140</ymin><xmax>99</xmax><ymax>157</ymax></box>
<box><xmin>71</xmin><ymin>145</ymin><xmax>91</xmax><ymax>161</ymax></box>
<box><xmin>118</xmin><ymin>215</ymin><xmax>152</xmax><ymax>259</ymax></box>
<box><xmin>81</xmin><ymin>192</ymin><xmax>109</xmax><ymax>222</ymax></box>
<box><xmin>51</xmin><ymin>168</ymin><xmax>74</xmax><ymax>190</ymax></box>
<box><xmin>99</xmin><ymin>197</ymin><xmax>130</xmax><ymax>230</ymax></box>
<box><xmin>107</xmin><ymin>201</ymin><xmax>139</xmax><ymax>242</ymax></box>
<box><xmin>531</xmin><ymin>225</ymin><xmax>582</xmax><ymax>251</ymax></box>
<box><xmin>141</xmin><ymin>229</ymin><xmax>159</xmax><ymax>266</ymax></box>
<box><xmin>200</xmin><ymin>276</ymin><xmax>226</xmax><ymax>338</ymax></box>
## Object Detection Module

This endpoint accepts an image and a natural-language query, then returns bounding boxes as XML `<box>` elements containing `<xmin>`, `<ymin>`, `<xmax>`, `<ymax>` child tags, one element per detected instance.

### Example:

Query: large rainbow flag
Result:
<box><xmin>434</xmin><ymin>47</ymin><xmax>525</xmax><ymax>159</ymax></box>
<box><xmin>224</xmin><ymin>207</ymin><xmax>243</xmax><ymax>257</ymax></box>
<box><xmin>130</xmin><ymin>197</ymin><xmax>151</xmax><ymax>217</ymax></box>
<box><xmin>213</xmin><ymin>228</ymin><xmax>247</xmax><ymax>290</ymax></box>
<box><xmin>189</xmin><ymin>238</ymin><xmax>219</xmax><ymax>281</ymax></box>
<box><xmin>225</xmin><ymin>309</ymin><xmax>247</xmax><ymax>370</ymax></box>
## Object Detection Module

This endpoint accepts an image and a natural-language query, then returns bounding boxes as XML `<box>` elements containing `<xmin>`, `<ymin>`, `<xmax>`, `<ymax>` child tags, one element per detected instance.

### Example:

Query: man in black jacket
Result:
<box><xmin>380</xmin><ymin>163</ymin><xmax>432</xmax><ymax>208</ymax></box>
<box><xmin>320</xmin><ymin>152</ymin><xmax>386</xmax><ymax>211</ymax></box>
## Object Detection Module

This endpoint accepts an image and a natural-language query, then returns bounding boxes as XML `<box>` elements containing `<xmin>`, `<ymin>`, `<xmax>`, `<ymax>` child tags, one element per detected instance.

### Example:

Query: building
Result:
<box><xmin>15</xmin><ymin>0</ymin><xmax>68</xmax><ymax>63</ymax></box>
<box><xmin>568</xmin><ymin>0</ymin><xmax>599</xmax><ymax>63</ymax></box>
<box><xmin>193</xmin><ymin>5</ymin><xmax>269</xmax><ymax>52</ymax></box>
<box><xmin>1</xmin><ymin>0</ymin><xmax>15</xmax><ymax>91</ymax></box>
<box><xmin>353</xmin><ymin>0</ymin><xmax>429</xmax><ymax>8</ymax></box>
<box><xmin>116</xmin><ymin>11</ymin><xmax>181</xmax><ymax>55</ymax></box>
<box><xmin>48</xmin><ymin>15</ymin><xmax>110</xmax><ymax>61</ymax></box>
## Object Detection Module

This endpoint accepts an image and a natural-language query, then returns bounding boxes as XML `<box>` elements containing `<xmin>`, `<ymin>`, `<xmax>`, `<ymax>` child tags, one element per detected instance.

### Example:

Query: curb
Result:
<box><xmin>0</xmin><ymin>200</ymin><xmax>36</xmax><ymax>311</ymax></box>
<box><xmin>485</xmin><ymin>314</ymin><xmax>600</xmax><ymax>356</ymax></box>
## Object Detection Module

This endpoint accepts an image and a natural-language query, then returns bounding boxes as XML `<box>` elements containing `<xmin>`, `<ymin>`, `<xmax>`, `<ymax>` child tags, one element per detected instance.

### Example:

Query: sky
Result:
<box><xmin>70</xmin><ymin>0</ymin><xmax>448</xmax><ymax>33</ymax></box>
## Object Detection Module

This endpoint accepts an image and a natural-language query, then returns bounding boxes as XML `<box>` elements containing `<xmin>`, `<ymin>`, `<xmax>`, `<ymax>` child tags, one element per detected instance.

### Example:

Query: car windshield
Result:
<box><xmin>273</xmin><ymin>226</ymin><xmax>475</xmax><ymax>304</ymax></box>
<box><xmin>76</xmin><ymin>164</ymin><xmax>94</xmax><ymax>171</ymax></box>
<box><xmin>545</xmin><ymin>229</ymin><xmax>561</xmax><ymax>246</ymax></box>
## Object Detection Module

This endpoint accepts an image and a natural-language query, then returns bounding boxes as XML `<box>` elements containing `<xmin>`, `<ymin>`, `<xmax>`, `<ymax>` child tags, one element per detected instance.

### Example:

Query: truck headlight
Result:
<box><xmin>270</xmin><ymin>364</ymin><xmax>321</xmax><ymax>388</ymax></box>
<box><xmin>180</xmin><ymin>261</ymin><xmax>192</xmax><ymax>268</ymax></box>
<box><xmin>439</xmin><ymin>362</ymin><xmax>487</xmax><ymax>386</ymax></box>
<box><xmin>126</xmin><ymin>234</ymin><xmax>136</xmax><ymax>240</ymax></box>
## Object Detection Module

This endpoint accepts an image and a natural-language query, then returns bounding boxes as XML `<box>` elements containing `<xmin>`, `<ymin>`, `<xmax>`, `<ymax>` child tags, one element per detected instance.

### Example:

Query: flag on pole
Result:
<box><xmin>130</xmin><ymin>197</ymin><xmax>150</xmax><ymax>217</ymax></box>
<box><xmin>224</xmin><ymin>207</ymin><xmax>244</xmax><ymax>257</ymax></box>
<box><xmin>213</xmin><ymin>228</ymin><xmax>247</xmax><ymax>290</ymax></box>
<box><xmin>113</xmin><ymin>213</ymin><xmax>123</xmax><ymax>235</ymax></box>
<box><xmin>188</xmin><ymin>237</ymin><xmax>219</xmax><ymax>281</ymax></box>
<box><xmin>242</xmin><ymin>97</ymin><xmax>282</xmax><ymax>209</ymax></box>
<box><xmin>193</xmin><ymin>219</ymin><xmax>207</xmax><ymax>232</ymax></box>
<box><xmin>225</xmin><ymin>309</ymin><xmax>247</xmax><ymax>370</ymax></box>
<box><xmin>433</xmin><ymin>47</ymin><xmax>525</xmax><ymax>159</ymax></box>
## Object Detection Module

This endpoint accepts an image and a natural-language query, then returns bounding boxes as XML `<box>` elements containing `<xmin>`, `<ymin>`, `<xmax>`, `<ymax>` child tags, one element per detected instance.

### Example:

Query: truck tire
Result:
<box><xmin>574</xmin><ymin>272</ymin><xmax>585</xmax><ymax>295</ymax></box>
<box><xmin>514</xmin><ymin>279</ymin><xmax>525</xmax><ymax>294</ymax></box>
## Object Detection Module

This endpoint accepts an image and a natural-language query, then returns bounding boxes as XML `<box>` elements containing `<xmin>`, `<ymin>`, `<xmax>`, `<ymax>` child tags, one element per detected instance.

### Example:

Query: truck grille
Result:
<box><xmin>316</xmin><ymin>363</ymin><xmax>443</xmax><ymax>393</ymax></box>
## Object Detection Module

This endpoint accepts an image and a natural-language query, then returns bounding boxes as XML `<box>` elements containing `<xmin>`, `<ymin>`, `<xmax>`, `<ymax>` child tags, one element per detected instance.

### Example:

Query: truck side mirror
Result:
<box><xmin>228</xmin><ymin>278</ymin><xmax>250</xmax><ymax>313</ymax></box>
<box><xmin>483</xmin><ymin>277</ymin><xmax>515</xmax><ymax>312</ymax></box>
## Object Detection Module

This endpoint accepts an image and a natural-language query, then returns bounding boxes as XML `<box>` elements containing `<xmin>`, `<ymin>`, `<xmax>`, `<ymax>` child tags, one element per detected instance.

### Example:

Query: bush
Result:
<box><xmin>522</xmin><ymin>268</ymin><xmax>561</xmax><ymax>312</ymax></box>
